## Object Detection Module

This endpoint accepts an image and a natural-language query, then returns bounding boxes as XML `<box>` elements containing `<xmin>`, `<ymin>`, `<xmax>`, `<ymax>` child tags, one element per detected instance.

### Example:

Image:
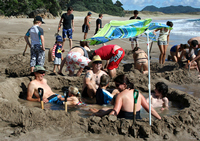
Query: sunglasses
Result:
<box><xmin>38</xmin><ymin>71</ymin><xmax>45</xmax><ymax>74</ymax></box>
<box><xmin>93</xmin><ymin>61</ymin><xmax>102</xmax><ymax>64</ymax></box>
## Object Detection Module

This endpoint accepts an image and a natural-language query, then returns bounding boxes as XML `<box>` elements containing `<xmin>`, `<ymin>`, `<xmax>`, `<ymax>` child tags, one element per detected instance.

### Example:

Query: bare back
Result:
<box><xmin>70</xmin><ymin>47</ymin><xmax>84</xmax><ymax>55</ymax></box>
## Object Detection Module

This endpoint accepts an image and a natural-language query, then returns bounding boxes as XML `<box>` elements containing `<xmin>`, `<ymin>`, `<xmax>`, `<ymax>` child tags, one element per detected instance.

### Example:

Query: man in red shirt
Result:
<box><xmin>93</xmin><ymin>44</ymin><xmax>125</xmax><ymax>78</ymax></box>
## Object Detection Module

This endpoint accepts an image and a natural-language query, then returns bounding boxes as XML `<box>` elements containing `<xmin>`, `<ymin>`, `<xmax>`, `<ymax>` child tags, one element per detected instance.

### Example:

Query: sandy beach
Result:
<box><xmin>0</xmin><ymin>11</ymin><xmax>200</xmax><ymax>140</ymax></box>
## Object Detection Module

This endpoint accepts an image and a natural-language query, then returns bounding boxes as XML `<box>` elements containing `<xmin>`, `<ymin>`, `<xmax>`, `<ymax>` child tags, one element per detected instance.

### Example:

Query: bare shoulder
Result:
<box><xmin>162</xmin><ymin>97</ymin><xmax>168</xmax><ymax>102</ymax></box>
<box><xmin>85</xmin><ymin>70</ymin><xmax>93</xmax><ymax>79</ymax></box>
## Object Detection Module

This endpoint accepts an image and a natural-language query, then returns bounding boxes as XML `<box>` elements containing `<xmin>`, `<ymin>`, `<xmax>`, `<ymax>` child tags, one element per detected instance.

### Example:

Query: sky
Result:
<box><xmin>112</xmin><ymin>0</ymin><xmax>200</xmax><ymax>11</ymax></box>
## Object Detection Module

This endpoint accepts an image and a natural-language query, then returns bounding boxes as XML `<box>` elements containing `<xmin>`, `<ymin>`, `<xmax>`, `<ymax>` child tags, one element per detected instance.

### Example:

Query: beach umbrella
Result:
<box><xmin>84</xmin><ymin>19</ymin><xmax>172</xmax><ymax>125</ymax></box>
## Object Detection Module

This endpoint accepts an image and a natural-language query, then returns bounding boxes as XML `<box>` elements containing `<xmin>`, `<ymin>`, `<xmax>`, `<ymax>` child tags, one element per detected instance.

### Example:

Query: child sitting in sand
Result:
<box><xmin>57</xmin><ymin>86</ymin><xmax>81</xmax><ymax>106</ymax></box>
<box><xmin>52</xmin><ymin>35</ymin><xmax>65</xmax><ymax>74</ymax></box>
<box><xmin>146</xmin><ymin>82</ymin><xmax>169</xmax><ymax>111</ymax></box>
<box><xmin>96</xmin><ymin>74</ymin><xmax>113</xmax><ymax>105</ymax></box>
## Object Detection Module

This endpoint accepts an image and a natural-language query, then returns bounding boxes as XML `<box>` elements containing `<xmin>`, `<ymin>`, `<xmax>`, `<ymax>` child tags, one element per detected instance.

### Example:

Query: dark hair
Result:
<box><xmin>180</xmin><ymin>44</ymin><xmax>189</xmax><ymax>50</ymax></box>
<box><xmin>67</xmin><ymin>7</ymin><xmax>73</xmax><ymax>11</ymax></box>
<box><xmin>80</xmin><ymin>41</ymin><xmax>89</xmax><ymax>47</ymax></box>
<box><xmin>166</xmin><ymin>21</ymin><xmax>173</xmax><ymax>27</ymax></box>
<box><xmin>114</xmin><ymin>74</ymin><xmax>134</xmax><ymax>89</ymax></box>
<box><xmin>100</xmin><ymin>74</ymin><xmax>110</xmax><ymax>87</ymax></box>
<box><xmin>191</xmin><ymin>40</ymin><xmax>198</xmax><ymax>48</ymax></box>
<box><xmin>155</xmin><ymin>82</ymin><xmax>168</xmax><ymax>97</ymax></box>
<box><xmin>132</xmin><ymin>47</ymin><xmax>140</xmax><ymax>53</ymax></box>
<box><xmin>99</xmin><ymin>14</ymin><xmax>103</xmax><ymax>17</ymax></box>
<box><xmin>134</xmin><ymin>10</ymin><xmax>139</xmax><ymax>14</ymax></box>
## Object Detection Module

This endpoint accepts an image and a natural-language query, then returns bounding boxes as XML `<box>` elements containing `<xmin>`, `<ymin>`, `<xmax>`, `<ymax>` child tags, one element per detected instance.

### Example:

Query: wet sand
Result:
<box><xmin>0</xmin><ymin>12</ymin><xmax>200</xmax><ymax>140</ymax></box>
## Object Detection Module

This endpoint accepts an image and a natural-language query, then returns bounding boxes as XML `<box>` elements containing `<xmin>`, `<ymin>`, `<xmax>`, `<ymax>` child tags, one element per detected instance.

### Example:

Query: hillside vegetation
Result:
<box><xmin>0</xmin><ymin>0</ymin><xmax>124</xmax><ymax>17</ymax></box>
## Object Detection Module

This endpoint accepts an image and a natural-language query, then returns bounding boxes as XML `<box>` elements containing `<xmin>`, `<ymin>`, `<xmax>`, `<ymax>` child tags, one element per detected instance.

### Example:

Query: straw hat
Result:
<box><xmin>88</xmin><ymin>55</ymin><xmax>106</xmax><ymax>68</ymax></box>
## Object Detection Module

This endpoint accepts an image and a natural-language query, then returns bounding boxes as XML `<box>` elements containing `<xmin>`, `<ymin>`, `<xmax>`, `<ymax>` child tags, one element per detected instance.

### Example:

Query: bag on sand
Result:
<box><xmin>48</xmin><ymin>47</ymin><xmax>54</xmax><ymax>62</ymax></box>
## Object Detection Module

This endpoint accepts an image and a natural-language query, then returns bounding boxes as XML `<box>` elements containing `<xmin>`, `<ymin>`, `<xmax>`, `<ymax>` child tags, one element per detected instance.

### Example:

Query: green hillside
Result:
<box><xmin>0</xmin><ymin>0</ymin><xmax>124</xmax><ymax>17</ymax></box>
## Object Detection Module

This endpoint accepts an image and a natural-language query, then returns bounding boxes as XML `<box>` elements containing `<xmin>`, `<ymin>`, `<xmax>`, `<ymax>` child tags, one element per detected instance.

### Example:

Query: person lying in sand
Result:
<box><xmin>27</xmin><ymin>65</ymin><xmax>64</xmax><ymax>105</ymax></box>
<box><xmin>82</xmin><ymin>55</ymin><xmax>108</xmax><ymax>104</ymax></box>
<box><xmin>146</xmin><ymin>82</ymin><xmax>169</xmax><ymax>111</ymax></box>
<box><xmin>57</xmin><ymin>86</ymin><xmax>82</xmax><ymax>106</ymax></box>
<box><xmin>58</xmin><ymin>41</ymin><xmax>91</xmax><ymax>76</ymax></box>
<box><xmin>109</xmin><ymin>74</ymin><xmax>161</xmax><ymax>120</ymax></box>
<box><xmin>132</xmin><ymin>47</ymin><xmax>148</xmax><ymax>74</ymax></box>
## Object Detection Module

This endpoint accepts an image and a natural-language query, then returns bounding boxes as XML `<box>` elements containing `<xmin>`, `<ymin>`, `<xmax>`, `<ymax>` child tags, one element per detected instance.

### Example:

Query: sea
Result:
<box><xmin>152</xmin><ymin>18</ymin><xmax>200</xmax><ymax>45</ymax></box>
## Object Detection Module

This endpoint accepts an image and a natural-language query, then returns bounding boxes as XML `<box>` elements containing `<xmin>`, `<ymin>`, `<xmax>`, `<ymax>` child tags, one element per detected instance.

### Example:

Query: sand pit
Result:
<box><xmin>0</xmin><ymin>13</ymin><xmax>200</xmax><ymax>140</ymax></box>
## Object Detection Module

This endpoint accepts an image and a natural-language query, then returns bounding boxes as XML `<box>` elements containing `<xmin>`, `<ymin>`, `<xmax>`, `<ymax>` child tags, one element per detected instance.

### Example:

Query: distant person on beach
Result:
<box><xmin>82</xmin><ymin>12</ymin><xmax>92</xmax><ymax>39</ymax></box>
<box><xmin>57</xmin><ymin>6</ymin><xmax>74</xmax><ymax>49</ymax></box>
<box><xmin>58</xmin><ymin>41</ymin><xmax>91</xmax><ymax>77</ymax></box>
<box><xmin>91</xmin><ymin>44</ymin><xmax>125</xmax><ymax>78</ymax></box>
<box><xmin>169</xmin><ymin>44</ymin><xmax>197</xmax><ymax>70</ymax></box>
<box><xmin>146</xmin><ymin>82</ymin><xmax>169</xmax><ymax>111</ymax></box>
<box><xmin>94</xmin><ymin>14</ymin><xmax>103</xmax><ymax>35</ymax></box>
<box><xmin>24</xmin><ymin>16</ymin><xmax>45</xmax><ymax>73</ymax></box>
<box><xmin>132</xmin><ymin>47</ymin><xmax>148</xmax><ymax>74</ymax></box>
<box><xmin>82</xmin><ymin>55</ymin><xmax>108</xmax><ymax>103</ymax></box>
<box><xmin>187</xmin><ymin>38</ymin><xmax>200</xmax><ymax>78</ymax></box>
<box><xmin>129</xmin><ymin>10</ymin><xmax>141</xmax><ymax>50</ymax></box>
<box><xmin>154</xmin><ymin>21</ymin><xmax>173</xmax><ymax>64</ymax></box>
<box><xmin>27</xmin><ymin>65</ymin><xmax>64</xmax><ymax>105</ymax></box>
<box><xmin>52</xmin><ymin>35</ymin><xmax>65</xmax><ymax>74</ymax></box>
<box><xmin>109</xmin><ymin>74</ymin><xmax>161</xmax><ymax>120</ymax></box>
<box><xmin>96</xmin><ymin>74</ymin><xmax>113</xmax><ymax>105</ymax></box>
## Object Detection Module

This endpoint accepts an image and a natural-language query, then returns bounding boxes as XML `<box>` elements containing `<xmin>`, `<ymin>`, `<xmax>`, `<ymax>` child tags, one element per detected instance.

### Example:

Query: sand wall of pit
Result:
<box><xmin>0</xmin><ymin>77</ymin><xmax>200</xmax><ymax>140</ymax></box>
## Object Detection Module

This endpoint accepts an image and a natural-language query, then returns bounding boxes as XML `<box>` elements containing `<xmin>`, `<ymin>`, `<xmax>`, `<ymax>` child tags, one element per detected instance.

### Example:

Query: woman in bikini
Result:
<box><xmin>133</xmin><ymin>47</ymin><xmax>148</xmax><ymax>74</ymax></box>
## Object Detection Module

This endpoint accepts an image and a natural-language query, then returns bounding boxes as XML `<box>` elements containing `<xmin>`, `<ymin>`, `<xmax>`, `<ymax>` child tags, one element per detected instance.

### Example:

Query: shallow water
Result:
<box><xmin>18</xmin><ymin>89</ymin><xmax>182</xmax><ymax>119</ymax></box>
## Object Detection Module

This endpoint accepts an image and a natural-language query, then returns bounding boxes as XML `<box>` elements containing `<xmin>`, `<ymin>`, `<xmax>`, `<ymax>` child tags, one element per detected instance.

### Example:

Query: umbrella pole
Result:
<box><xmin>147</xmin><ymin>30</ymin><xmax>151</xmax><ymax>126</ymax></box>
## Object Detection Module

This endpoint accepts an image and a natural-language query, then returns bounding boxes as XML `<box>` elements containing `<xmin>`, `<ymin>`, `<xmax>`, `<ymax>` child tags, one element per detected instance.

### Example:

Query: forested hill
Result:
<box><xmin>141</xmin><ymin>5</ymin><xmax>200</xmax><ymax>14</ymax></box>
<box><xmin>0</xmin><ymin>0</ymin><xmax>124</xmax><ymax>17</ymax></box>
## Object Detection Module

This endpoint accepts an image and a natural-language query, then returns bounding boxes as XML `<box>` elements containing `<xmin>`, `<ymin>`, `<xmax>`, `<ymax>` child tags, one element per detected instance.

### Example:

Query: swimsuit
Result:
<box><xmin>47</xmin><ymin>94</ymin><xmax>64</xmax><ymax>105</ymax></box>
<box><xmin>96</xmin><ymin>88</ymin><xmax>113</xmax><ymax>105</ymax></box>
<box><xmin>170</xmin><ymin>45</ymin><xmax>177</xmax><ymax>52</ymax></box>
<box><xmin>117</xmin><ymin>110</ymin><xmax>142</xmax><ymax>120</ymax></box>
<box><xmin>65</xmin><ymin>52</ymin><xmax>91</xmax><ymax>72</ymax></box>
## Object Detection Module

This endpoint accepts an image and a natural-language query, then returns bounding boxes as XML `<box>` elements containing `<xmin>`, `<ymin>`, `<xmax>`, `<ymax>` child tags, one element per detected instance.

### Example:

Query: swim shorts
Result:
<box><xmin>30</xmin><ymin>44</ymin><xmax>45</xmax><ymax>67</ymax></box>
<box><xmin>108</xmin><ymin>48</ymin><xmax>125</xmax><ymax>70</ymax></box>
<box><xmin>62</xmin><ymin>28</ymin><xmax>73</xmax><ymax>39</ymax></box>
<box><xmin>157</xmin><ymin>40</ymin><xmax>167</xmax><ymax>46</ymax></box>
<box><xmin>47</xmin><ymin>94</ymin><xmax>64</xmax><ymax>105</ymax></box>
<box><xmin>65</xmin><ymin>52</ymin><xmax>91</xmax><ymax>72</ymax></box>
<box><xmin>82</xmin><ymin>24</ymin><xmax>89</xmax><ymax>33</ymax></box>
<box><xmin>129</xmin><ymin>36</ymin><xmax>139</xmax><ymax>42</ymax></box>
<box><xmin>54</xmin><ymin>57</ymin><xmax>61</xmax><ymax>65</ymax></box>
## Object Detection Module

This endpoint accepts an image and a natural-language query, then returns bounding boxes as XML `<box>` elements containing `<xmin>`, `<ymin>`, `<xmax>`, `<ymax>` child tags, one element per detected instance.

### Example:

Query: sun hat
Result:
<box><xmin>33</xmin><ymin>65</ymin><xmax>48</xmax><ymax>72</ymax></box>
<box><xmin>34</xmin><ymin>16</ymin><xmax>45</xmax><ymax>24</ymax></box>
<box><xmin>88</xmin><ymin>55</ymin><xmax>106</xmax><ymax>68</ymax></box>
<box><xmin>56</xmin><ymin>35</ymin><xmax>63</xmax><ymax>42</ymax></box>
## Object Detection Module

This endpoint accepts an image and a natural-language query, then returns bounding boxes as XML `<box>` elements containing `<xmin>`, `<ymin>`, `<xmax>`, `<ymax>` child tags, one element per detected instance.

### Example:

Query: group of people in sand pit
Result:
<box><xmin>27</xmin><ymin>64</ymin><xmax>171</xmax><ymax>120</ymax></box>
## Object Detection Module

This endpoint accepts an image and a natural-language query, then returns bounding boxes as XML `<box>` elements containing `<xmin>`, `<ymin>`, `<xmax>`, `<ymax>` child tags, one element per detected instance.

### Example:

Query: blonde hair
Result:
<box><xmin>68</xmin><ymin>86</ymin><xmax>81</xmax><ymax>97</ymax></box>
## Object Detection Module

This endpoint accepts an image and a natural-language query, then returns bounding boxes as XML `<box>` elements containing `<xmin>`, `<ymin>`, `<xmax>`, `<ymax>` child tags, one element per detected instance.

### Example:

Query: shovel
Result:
<box><xmin>63</xmin><ymin>88</ymin><xmax>68</xmax><ymax>112</ymax></box>
<box><xmin>132</xmin><ymin>89</ymin><xmax>139</xmax><ymax>126</ymax></box>
<box><xmin>38</xmin><ymin>88</ymin><xmax>44</xmax><ymax>109</ymax></box>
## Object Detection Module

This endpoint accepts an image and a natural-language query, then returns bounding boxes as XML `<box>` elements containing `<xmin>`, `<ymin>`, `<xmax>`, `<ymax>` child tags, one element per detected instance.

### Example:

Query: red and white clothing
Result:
<box><xmin>94</xmin><ymin>44</ymin><xmax>125</xmax><ymax>70</ymax></box>
<box><xmin>66</xmin><ymin>52</ymin><xmax>91</xmax><ymax>72</ymax></box>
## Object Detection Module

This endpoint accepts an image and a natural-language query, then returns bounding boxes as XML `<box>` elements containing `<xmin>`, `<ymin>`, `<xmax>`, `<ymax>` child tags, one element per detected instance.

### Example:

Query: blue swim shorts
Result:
<box><xmin>62</xmin><ymin>28</ymin><xmax>72</xmax><ymax>39</ymax></box>
<box><xmin>47</xmin><ymin>94</ymin><xmax>64</xmax><ymax>105</ymax></box>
